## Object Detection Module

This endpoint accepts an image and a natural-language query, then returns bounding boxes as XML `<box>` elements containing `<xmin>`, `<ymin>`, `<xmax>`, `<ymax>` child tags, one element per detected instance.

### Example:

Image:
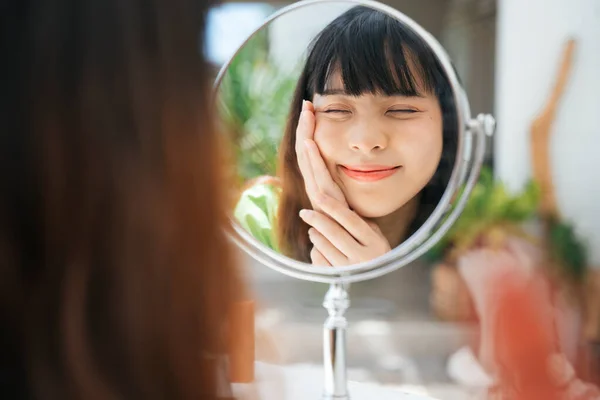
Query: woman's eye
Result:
<box><xmin>388</xmin><ymin>109</ymin><xmax>417</xmax><ymax>114</ymax></box>
<box><xmin>324</xmin><ymin>109</ymin><xmax>350</xmax><ymax>114</ymax></box>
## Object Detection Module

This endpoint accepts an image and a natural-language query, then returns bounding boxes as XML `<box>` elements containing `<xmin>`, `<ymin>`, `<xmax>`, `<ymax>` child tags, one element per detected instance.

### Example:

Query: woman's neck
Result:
<box><xmin>368</xmin><ymin>195</ymin><xmax>420</xmax><ymax>248</ymax></box>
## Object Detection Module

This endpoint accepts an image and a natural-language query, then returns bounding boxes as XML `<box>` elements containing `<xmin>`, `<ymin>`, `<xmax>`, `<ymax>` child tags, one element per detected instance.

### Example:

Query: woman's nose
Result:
<box><xmin>348</xmin><ymin>124</ymin><xmax>388</xmax><ymax>153</ymax></box>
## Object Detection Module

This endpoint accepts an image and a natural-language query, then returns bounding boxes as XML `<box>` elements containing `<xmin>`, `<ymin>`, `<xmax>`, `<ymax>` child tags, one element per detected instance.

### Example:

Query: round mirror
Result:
<box><xmin>215</xmin><ymin>0</ymin><xmax>492</xmax><ymax>283</ymax></box>
<box><xmin>213</xmin><ymin>1</ymin><xmax>494</xmax><ymax>398</ymax></box>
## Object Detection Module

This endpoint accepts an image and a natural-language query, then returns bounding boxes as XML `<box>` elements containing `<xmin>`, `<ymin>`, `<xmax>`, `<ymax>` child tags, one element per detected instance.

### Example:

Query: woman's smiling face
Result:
<box><xmin>311</xmin><ymin>72</ymin><xmax>443</xmax><ymax>219</ymax></box>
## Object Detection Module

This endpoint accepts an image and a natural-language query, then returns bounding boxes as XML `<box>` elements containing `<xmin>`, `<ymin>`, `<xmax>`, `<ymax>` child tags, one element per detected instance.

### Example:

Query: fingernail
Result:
<box><xmin>308</xmin><ymin>228</ymin><xmax>315</xmax><ymax>236</ymax></box>
<box><xmin>304</xmin><ymin>139</ymin><xmax>311</xmax><ymax>149</ymax></box>
<box><xmin>299</xmin><ymin>209</ymin><xmax>310</xmax><ymax>219</ymax></box>
<box><xmin>301</xmin><ymin>99</ymin><xmax>307</xmax><ymax>111</ymax></box>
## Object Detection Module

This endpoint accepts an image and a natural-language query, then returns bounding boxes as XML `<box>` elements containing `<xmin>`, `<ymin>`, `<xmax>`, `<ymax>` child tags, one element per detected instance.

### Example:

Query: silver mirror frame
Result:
<box><xmin>213</xmin><ymin>0</ymin><xmax>495</xmax><ymax>285</ymax></box>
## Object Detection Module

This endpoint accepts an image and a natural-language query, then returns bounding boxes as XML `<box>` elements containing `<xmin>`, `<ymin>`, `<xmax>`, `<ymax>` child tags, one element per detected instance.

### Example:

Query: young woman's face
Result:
<box><xmin>311</xmin><ymin>72</ymin><xmax>444</xmax><ymax>218</ymax></box>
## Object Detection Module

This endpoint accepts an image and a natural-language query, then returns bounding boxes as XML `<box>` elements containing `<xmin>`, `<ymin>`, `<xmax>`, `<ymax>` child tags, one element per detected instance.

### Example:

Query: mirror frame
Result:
<box><xmin>213</xmin><ymin>0</ymin><xmax>494</xmax><ymax>284</ymax></box>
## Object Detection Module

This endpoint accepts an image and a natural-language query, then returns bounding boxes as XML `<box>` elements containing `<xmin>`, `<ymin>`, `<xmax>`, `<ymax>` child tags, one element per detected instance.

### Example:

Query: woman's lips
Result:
<box><xmin>339</xmin><ymin>165</ymin><xmax>400</xmax><ymax>182</ymax></box>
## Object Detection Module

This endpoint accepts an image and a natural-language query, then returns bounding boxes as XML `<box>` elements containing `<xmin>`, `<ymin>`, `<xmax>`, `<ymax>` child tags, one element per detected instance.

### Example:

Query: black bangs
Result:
<box><xmin>305</xmin><ymin>6</ymin><xmax>443</xmax><ymax>97</ymax></box>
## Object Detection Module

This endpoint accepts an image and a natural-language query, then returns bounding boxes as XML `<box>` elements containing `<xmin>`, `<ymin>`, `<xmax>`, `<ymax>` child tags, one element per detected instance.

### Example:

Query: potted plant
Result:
<box><xmin>427</xmin><ymin>166</ymin><xmax>541</xmax><ymax>321</ymax></box>
<box><xmin>217</xmin><ymin>28</ymin><xmax>301</xmax><ymax>186</ymax></box>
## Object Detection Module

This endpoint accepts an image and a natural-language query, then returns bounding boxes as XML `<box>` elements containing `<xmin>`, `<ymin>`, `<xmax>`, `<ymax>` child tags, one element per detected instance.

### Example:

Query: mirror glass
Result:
<box><xmin>217</xmin><ymin>2</ymin><xmax>460</xmax><ymax>267</ymax></box>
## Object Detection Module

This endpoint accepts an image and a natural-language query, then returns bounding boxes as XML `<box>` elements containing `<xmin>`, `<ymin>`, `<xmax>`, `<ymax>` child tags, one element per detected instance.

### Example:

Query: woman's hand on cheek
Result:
<box><xmin>304</xmin><ymin>138</ymin><xmax>348</xmax><ymax>209</ymax></box>
<box><xmin>295</xmin><ymin>100</ymin><xmax>348</xmax><ymax>212</ymax></box>
<box><xmin>299</xmin><ymin>193</ymin><xmax>391</xmax><ymax>267</ymax></box>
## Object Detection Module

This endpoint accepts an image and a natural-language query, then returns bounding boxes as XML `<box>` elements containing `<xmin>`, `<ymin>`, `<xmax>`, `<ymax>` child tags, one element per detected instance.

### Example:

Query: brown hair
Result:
<box><xmin>275</xmin><ymin>7</ymin><xmax>458</xmax><ymax>262</ymax></box>
<box><xmin>276</xmin><ymin>78</ymin><xmax>314</xmax><ymax>262</ymax></box>
<box><xmin>0</xmin><ymin>0</ymin><xmax>243</xmax><ymax>399</ymax></box>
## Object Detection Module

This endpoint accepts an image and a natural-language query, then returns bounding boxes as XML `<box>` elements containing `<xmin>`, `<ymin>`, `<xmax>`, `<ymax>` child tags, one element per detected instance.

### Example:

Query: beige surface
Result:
<box><xmin>233</xmin><ymin>362</ymin><xmax>439</xmax><ymax>400</ymax></box>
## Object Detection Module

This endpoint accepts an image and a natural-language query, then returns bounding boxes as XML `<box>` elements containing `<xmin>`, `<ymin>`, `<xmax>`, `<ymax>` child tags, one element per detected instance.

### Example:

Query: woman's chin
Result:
<box><xmin>349</xmin><ymin>204</ymin><xmax>398</xmax><ymax>219</ymax></box>
<box><xmin>347</xmin><ymin>193</ymin><xmax>416</xmax><ymax>220</ymax></box>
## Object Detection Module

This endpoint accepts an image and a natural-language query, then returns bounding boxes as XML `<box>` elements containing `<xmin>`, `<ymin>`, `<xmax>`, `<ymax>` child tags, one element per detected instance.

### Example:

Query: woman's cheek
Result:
<box><xmin>313</xmin><ymin>130</ymin><xmax>340</xmax><ymax>176</ymax></box>
<box><xmin>313</xmin><ymin>125</ymin><xmax>339</xmax><ymax>157</ymax></box>
<box><xmin>406</xmin><ymin>122</ymin><xmax>443</xmax><ymax>157</ymax></box>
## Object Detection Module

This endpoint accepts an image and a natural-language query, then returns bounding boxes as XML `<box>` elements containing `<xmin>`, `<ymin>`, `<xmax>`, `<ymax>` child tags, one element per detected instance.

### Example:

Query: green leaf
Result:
<box><xmin>424</xmin><ymin>166</ymin><xmax>540</xmax><ymax>260</ymax></box>
<box><xmin>548</xmin><ymin>219</ymin><xmax>588</xmax><ymax>282</ymax></box>
<box><xmin>217</xmin><ymin>26</ymin><xmax>302</xmax><ymax>181</ymax></box>
<box><xmin>503</xmin><ymin>181</ymin><xmax>539</xmax><ymax>220</ymax></box>
<box><xmin>484</xmin><ymin>182</ymin><xmax>510</xmax><ymax>219</ymax></box>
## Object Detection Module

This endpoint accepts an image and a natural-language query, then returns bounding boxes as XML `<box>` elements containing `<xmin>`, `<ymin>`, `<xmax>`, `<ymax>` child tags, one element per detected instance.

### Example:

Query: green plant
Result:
<box><xmin>426</xmin><ymin>167</ymin><xmax>589</xmax><ymax>284</ymax></box>
<box><xmin>426</xmin><ymin>166</ymin><xmax>541</xmax><ymax>262</ymax></box>
<box><xmin>218</xmin><ymin>27</ymin><xmax>301</xmax><ymax>182</ymax></box>
<box><xmin>547</xmin><ymin>217</ymin><xmax>588</xmax><ymax>283</ymax></box>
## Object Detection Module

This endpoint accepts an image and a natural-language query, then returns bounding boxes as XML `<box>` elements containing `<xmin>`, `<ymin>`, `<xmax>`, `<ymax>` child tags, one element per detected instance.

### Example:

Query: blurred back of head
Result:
<box><xmin>0</xmin><ymin>0</ymin><xmax>242</xmax><ymax>398</ymax></box>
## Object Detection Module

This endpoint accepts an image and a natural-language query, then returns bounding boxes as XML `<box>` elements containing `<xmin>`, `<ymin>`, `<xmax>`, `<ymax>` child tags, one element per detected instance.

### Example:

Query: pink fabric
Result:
<box><xmin>457</xmin><ymin>237</ymin><xmax>546</xmax><ymax>375</ymax></box>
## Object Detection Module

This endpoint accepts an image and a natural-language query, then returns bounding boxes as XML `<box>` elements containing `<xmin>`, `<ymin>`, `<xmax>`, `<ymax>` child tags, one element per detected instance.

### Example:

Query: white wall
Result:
<box><xmin>494</xmin><ymin>0</ymin><xmax>600</xmax><ymax>264</ymax></box>
<box><xmin>205</xmin><ymin>3</ymin><xmax>275</xmax><ymax>66</ymax></box>
<box><xmin>267</xmin><ymin>2</ymin><xmax>354</xmax><ymax>73</ymax></box>
<box><xmin>266</xmin><ymin>0</ymin><xmax>449</xmax><ymax>73</ymax></box>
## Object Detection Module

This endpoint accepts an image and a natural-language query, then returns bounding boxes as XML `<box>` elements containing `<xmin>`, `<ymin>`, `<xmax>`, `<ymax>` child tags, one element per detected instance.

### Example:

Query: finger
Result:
<box><xmin>299</xmin><ymin>209</ymin><xmax>359</xmax><ymax>257</ymax></box>
<box><xmin>301</xmin><ymin>141</ymin><xmax>319</xmax><ymax>199</ymax></box>
<box><xmin>366</xmin><ymin>220</ymin><xmax>382</xmax><ymax>233</ymax></box>
<box><xmin>313</xmin><ymin>193</ymin><xmax>376</xmax><ymax>245</ymax></box>
<box><xmin>294</xmin><ymin>102</ymin><xmax>318</xmax><ymax>196</ymax></box>
<box><xmin>295</xmin><ymin>100</ymin><xmax>315</xmax><ymax>155</ymax></box>
<box><xmin>305</xmin><ymin>100</ymin><xmax>315</xmax><ymax>113</ymax></box>
<box><xmin>305</xmin><ymin>139</ymin><xmax>342</xmax><ymax>200</ymax></box>
<box><xmin>308</xmin><ymin>228</ymin><xmax>347</xmax><ymax>266</ymax></box>
<box><xmin>310</xmin><ymin>246</ymin><xmax>332</xmax><ymax>267</ymax></box>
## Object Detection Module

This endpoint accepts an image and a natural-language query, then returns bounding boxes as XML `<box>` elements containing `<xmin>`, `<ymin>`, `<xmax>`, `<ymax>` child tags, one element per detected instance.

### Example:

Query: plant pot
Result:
<box><xmin>430</xmin><ymin>262</ymin><xmax>476</xmax><ymax>322</ymax></box>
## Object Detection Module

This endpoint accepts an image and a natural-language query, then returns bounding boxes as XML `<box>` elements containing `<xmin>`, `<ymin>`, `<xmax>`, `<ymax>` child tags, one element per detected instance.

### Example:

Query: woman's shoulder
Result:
<box><xmin>233</xmin><ymin>177</ymin><xmax>281</xmax><ymax>251</ymax></box>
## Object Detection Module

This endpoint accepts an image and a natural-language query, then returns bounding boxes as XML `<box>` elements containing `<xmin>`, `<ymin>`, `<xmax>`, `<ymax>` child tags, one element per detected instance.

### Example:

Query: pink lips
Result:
<box><xmin>339</xmin><ymin>165</ymin><xmax>400</xmax><ymax>182</ymax></box>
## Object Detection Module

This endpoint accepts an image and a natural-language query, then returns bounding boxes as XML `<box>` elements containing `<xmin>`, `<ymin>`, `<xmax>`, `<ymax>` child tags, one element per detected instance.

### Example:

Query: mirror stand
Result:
<box><xmin>322</xmin><ymin>282</ymin><xmax>350</xmax><ymax>399</ymax></box>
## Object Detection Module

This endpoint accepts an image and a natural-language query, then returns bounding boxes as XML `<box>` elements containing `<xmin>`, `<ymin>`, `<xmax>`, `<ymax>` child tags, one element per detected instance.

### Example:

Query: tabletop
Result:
<box><xmin>232</xmin><ymin>362</ymin><xmax>438</xmax><ymax>400</ymax></box>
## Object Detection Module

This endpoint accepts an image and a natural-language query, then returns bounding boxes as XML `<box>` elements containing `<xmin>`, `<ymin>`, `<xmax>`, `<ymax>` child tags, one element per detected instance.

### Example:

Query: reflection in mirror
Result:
<box><xmin>218</xmin><ymin>4</ymin><xmax>459</xmax><ymax>266</ymax></box>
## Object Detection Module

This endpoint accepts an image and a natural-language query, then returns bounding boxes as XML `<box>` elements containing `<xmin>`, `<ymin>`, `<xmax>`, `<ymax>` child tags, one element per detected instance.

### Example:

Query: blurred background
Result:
<box><xmin>206</xmin><ymin>0</ymin><xmax>600</xmax><ymax>398</ymax></box>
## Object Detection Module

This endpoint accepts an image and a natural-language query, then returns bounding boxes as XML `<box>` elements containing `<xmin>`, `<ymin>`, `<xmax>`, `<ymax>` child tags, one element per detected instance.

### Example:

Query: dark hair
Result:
<box><xmin>276</xmin><ymin>6</ymin><xmax>458</xmax><ymax>261</ymax></box>
<box><xmin>0</xmin><ymin>0</ymin><xmax>243</xmax><ymax>399</ymax></box>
